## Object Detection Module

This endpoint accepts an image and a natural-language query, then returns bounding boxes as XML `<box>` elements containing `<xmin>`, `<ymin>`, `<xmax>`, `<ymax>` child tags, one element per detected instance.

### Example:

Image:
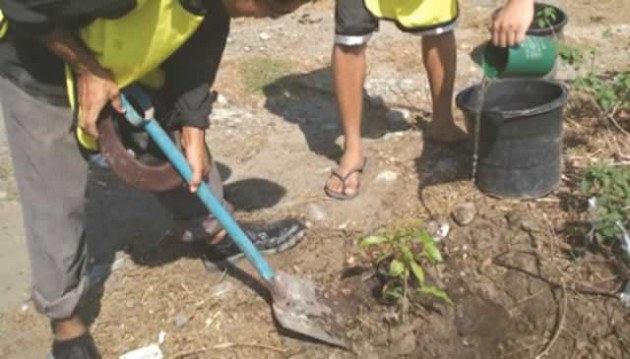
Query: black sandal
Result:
<box><xmin>324</xmin><ymin>158</ymin><xmax>367</xmax><ymax>200</ymax></box>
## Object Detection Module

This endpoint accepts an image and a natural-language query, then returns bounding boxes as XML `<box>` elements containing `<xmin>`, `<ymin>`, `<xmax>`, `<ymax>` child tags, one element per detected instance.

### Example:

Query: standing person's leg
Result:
<box><xmin>0</xmin><ymin>77</ymin><xmax>100</xmax><ymax>357</ymax></box>
<box><xmin>421</xmin><ymin>31</ymin><xmax>467</xmax><ymax>142</ymax></box>
<box><xmin>324</xmin><ymin>0</ymin><xmax>378</xmax><ymax>200</ymax></box>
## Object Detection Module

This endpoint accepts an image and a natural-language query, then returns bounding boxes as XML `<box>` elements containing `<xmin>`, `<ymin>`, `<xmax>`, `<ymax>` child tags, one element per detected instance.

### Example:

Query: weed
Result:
<box><xmin>359</xmin><ymin>227</ymin><xmax>452</xmax><ymax>320</ymax></box>
<box><xmin>558</xmin><ymin>44</ymin><xmax>585</xmax><ymax>69</ymax></box>
<box><xmin>239</xmin><ymin>56</ymin><xmax>293</xmax><ymax>93</ymax></box>
<box><xmin>581</xmin><ymin>164</ymin><xmax>630</xmax><ymax>252</ymax></box>
<box><xmin>573</xmin><ymin>71</ymin><xmax>630</xmax><ymax>115</ymax></box>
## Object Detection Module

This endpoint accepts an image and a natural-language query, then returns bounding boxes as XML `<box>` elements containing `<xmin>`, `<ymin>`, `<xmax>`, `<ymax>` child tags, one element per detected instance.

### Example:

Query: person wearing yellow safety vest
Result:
<box><xmin>324</xmin><ymin>0</ymin><xmax>537</xmax><ymax>200</ymax></box>
<box><xmin>0</xmin><ymin>0</ymin><xmax>308</xmax><ymax>357</ymax></box>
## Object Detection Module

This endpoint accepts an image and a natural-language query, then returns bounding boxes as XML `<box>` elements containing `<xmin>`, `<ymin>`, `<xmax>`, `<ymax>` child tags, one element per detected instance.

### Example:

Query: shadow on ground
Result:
<box><xmin>263</xmin><ymin>66</ymin><xmax>412</xmax><ymax>161</ymax></box>
<box><xmin>414</xmin><ymin>128</ymin><xmax>472</xmax><ymax>217</ymax></box>
<box><xmin>82</xmin><ymin>161</ymin><xmax>286</xmax><ymax>324</ymax></box>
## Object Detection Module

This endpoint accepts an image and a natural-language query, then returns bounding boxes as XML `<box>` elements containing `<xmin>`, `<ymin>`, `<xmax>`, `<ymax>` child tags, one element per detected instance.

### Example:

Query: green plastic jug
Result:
<box><xmin>482</xmin><ymin>36</ymin><xmax>557</xmax><ymax>78</ymax></box>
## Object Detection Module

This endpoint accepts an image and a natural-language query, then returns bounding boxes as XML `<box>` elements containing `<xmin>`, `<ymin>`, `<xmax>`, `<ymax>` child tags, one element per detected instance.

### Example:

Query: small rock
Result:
<box><xmin>216</xmin><ymin>94</ymin><xmax>228</xmax><ymax>105</ymax></box>
<box><xmin>112</xmin><ymin>257</ymin><xmax>125</xmax><ymax>271</ymax></box>
<box><xmin>452</xmin><ymin>203</ymin><xmax>477</xmax><ymax>226</ymax></box>
<box><xmin>505</xmin><ymin>210</ymin><xmax>524</xmax><ymax>229</ymax></box>
<box><xmin>243</xmin><ymin>46</ymin><xmax>251</xmax><ymax>52</ymax></box>
<box><xmin>259</xmin><ymin>32</ymin><xmax>271</xmax><ymax>41</ymax></box>
<box><xmin>375</xmin><ymin>170</ymin><xmax>398</xmax><ymax>182</ymax></box>
<box><xmin>383</xmin><ymin>132</ymin><xmax>405</xmax><ymax>140</ymax></box>
<box><xmin>307</xmin><ymin>204</ymin><xmax>326</xmax><ymax>222</ymax></box>
<box><xmin>426</xmin><ymin>220</ymin><xmax>450</xmax><ymax>241</ymax></box>
<box><xmin>120</xmin><ymin>344</ymin><xmax>163</xmax><ymax>359</ymax></box>
<box><xmin>20</xmin><ymin>303</ymin><xmax>30</xmax><ymax>312</ymax></box>
<box><xmin>173</xmin><ymin>314</ymin><xmax>188</xmax><ymax>328</ymax></box>
<box><xmin>398</xmin><ymin>79</ymin><xmax>416</xmax><ymax>93</ymax></box>
<box><xmin>158</xmin><ymin>331</ymin><xmax>167</xmax><ymax>344</ymax></box>
<box><xmin>520</xmin><ymin>219</ymin><xmax>537</xmax><ymax>232</ymax></box>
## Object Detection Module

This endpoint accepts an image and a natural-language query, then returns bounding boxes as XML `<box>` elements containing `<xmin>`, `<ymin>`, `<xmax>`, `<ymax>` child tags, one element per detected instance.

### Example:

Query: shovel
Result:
<box><xmin>117</xmin><ymin>85</ymin><xmax>345</xmax><ymax>347</ymax></box>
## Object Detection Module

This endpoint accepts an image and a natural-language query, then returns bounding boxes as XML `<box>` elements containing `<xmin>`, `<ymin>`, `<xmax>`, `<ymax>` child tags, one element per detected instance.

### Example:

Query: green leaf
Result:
<box><xmin>359</xmin><ymin>236</ymin><xmax>388</xmax><ymax>249</ymax></box>
<box><xmin>410</xmin><ymin>261</ymin><xmax>425</xmax><ymax>284</ymax></box>
<box><xmin>400</xmin><ymin>243</ymin><xmax>415</xmax><ymax>263</ymax></box>
<box><xmin>418</xmin><ymin>286</ymin><xmax>454</xmax><ymax>305</ymax></box>
<box><xmin>417</xmin><ymin>231</ymin><xmax>443</xmax><ymax>263</ymax></box>
<box><xmin>385</xmin><ymin>285</ymin><xmax>404</xmax><ymax>300</ymax></box>
<box><xmin>388</xmin><ymin>259</ymin><xmax>405</xmax><ymax>277</ymax></box>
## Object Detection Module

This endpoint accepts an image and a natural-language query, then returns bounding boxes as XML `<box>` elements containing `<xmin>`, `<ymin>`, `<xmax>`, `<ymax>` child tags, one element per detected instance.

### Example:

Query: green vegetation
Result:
<box><xmin>581</xmin><ymin>165</ymin><xmax>630</xmax><ymax>254</ymax></box>
<box><xmin>535</xmin><ymin>5</ymin><xmax>558</xmax><ymax>29</ymax></box>
<box><xmin>239</xmin><ymin>56</ymin><xmax>293</xmax><ymax>93</ymax></box>
<box><xmin>359</xmin><ymin>226</ymin><xmax>452</xmax><ymax>320</ymax></box>
<box><xmin>574</xmin><ymin>71</ymin><xmax>630</xmax><ymax>115</ymax></box>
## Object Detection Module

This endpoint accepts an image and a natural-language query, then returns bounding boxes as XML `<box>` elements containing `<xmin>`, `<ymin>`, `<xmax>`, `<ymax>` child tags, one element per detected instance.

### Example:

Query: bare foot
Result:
<box><xmin>426</xmin><ymin>118</ymin><xmax>468</xmax><ymax>142</ymax></box>
<box><xmin>325</xmin><ymin>150</ymin><xmax>364</xmax><ymax>199</ymax></box>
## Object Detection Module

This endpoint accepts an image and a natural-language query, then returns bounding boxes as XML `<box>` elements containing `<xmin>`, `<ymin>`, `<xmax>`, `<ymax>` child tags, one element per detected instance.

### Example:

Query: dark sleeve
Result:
<box><xmin>0</xmin><ymin>0</ymin><xmax>135</xmax><ymax>37</ymax></box>
<box><xmin>160</xmin><ymin>2</ymin><xmax>230</xmax><ymax>129</ymax></box>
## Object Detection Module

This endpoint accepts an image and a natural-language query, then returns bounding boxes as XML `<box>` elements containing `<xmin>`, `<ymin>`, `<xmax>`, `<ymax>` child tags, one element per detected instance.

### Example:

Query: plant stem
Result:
<box><xmin>402</xmin><ymin>273</ymin><xmax>408</xmax><ymax>322</ymax></box>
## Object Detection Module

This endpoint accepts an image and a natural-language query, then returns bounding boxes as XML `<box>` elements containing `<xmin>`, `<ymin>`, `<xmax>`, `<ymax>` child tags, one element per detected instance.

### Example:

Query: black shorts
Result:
<box><xmin>334</xmin><ymin>0</ymin><xmax>458</xmax><ymax>46</ymax></box>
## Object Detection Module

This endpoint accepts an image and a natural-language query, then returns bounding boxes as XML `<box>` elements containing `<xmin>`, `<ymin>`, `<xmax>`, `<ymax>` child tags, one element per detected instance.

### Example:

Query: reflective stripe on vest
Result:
<box><xmin>364</xmin><ymin>0</ymin><xmax>458</xmax><ymax>31</ymax></box>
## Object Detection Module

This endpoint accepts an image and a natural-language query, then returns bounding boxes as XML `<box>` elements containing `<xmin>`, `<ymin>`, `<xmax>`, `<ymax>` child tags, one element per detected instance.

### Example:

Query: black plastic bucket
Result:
<box><xmin>456</xmin><ymin>79</ymin><xmax>569</xmax><ymax>198</ymax></box>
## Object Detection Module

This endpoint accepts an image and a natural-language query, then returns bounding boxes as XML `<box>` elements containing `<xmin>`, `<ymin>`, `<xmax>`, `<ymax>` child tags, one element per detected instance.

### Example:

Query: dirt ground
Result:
<box><xmin>0</xmin><ymin>1</ymin><xmax>629</xmax><ymax>358</ymax></box>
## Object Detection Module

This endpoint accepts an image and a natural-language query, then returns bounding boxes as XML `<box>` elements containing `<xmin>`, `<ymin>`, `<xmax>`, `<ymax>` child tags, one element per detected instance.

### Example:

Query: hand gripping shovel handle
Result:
<box><xmin>119</xmin><ymin>87</ymin><xmax>275</xmax><ymax>282</ymax></box>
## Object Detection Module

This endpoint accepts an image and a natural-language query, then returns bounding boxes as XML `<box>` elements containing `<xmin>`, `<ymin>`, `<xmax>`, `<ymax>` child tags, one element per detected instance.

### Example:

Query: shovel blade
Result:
<box><xmin>270</xmin><ymin>271</ymin><xmax>346</xmax><ymax>348</ymax></box>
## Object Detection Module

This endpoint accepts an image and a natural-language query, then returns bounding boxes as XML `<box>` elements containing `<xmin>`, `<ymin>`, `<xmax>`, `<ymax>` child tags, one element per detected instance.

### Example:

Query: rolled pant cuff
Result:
<box><xmin>32</xmin><ymin>276</ymin><xmax>88</xmax><ymax>320</ymax></box>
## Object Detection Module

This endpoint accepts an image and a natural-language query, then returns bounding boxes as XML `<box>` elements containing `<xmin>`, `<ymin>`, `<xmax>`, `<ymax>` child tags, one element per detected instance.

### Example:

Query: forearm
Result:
<box><xmin>38</xmin><ymin>28</ymin><xmax>105</xmax><ymax>76</ymax></box>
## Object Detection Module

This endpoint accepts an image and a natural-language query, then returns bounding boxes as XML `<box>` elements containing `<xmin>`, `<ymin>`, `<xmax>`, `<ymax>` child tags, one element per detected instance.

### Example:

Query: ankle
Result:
<box><xmin>430</xmin><ymin>114</ymin><xmax>456</xmax><ymax>127</ymax></box>
<box><xmin>53</xmin><ymin>316</ymin><xmax>87</xmax><ymax>341</ymax></box>
<box><xmin>342</xmin><ymin>142</ymin><xmax>362</xmax><ymax>157</ymax></box>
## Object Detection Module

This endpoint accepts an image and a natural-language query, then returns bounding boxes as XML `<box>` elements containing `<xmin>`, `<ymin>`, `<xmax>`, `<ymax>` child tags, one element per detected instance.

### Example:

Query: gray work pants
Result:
<box><xmin>0</xmin><ymin>76</ymin><xmax>224</xmax><ymax>319</ymax></box>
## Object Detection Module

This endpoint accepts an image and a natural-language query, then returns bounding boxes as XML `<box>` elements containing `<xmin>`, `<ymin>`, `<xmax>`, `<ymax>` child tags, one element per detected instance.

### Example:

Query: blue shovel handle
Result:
<box><xmin>119</xmin><ymin>87</ymin><xmax>276</xmax><ymax>282</ymax></box>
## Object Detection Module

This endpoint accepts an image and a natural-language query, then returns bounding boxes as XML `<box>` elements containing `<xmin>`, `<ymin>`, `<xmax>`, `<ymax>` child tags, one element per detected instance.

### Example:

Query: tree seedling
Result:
<box><xmin>359</xmin><ymin>228</ymin><xmax>452</xmax><ymax>321</ymax></box>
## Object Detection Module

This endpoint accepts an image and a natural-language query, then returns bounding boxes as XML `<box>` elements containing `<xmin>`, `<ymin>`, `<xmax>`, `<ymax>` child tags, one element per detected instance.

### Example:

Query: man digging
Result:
<box><xmin>0</xmin><ymin>0</ymin><xmax>310</xmax><ymax>357</ymax></box>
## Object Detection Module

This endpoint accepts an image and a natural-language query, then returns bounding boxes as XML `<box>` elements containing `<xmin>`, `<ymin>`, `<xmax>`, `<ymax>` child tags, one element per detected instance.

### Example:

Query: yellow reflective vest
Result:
<box><xmin>1</xmin><ymin>0</ymin><xmax>204</xmax><ymax>150</ymax></box>
<box><xmin>365</xmin><ymin>0</ymin><xmax>458</xmax><ymax>32</ymax></box>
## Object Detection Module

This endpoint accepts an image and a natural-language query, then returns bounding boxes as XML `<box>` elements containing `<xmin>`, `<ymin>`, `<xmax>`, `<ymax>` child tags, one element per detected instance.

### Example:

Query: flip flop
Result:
<box><xmin>324</xmin><ymin>158</ymin><xmax>368</xmax><ymax>201</ymax></box>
